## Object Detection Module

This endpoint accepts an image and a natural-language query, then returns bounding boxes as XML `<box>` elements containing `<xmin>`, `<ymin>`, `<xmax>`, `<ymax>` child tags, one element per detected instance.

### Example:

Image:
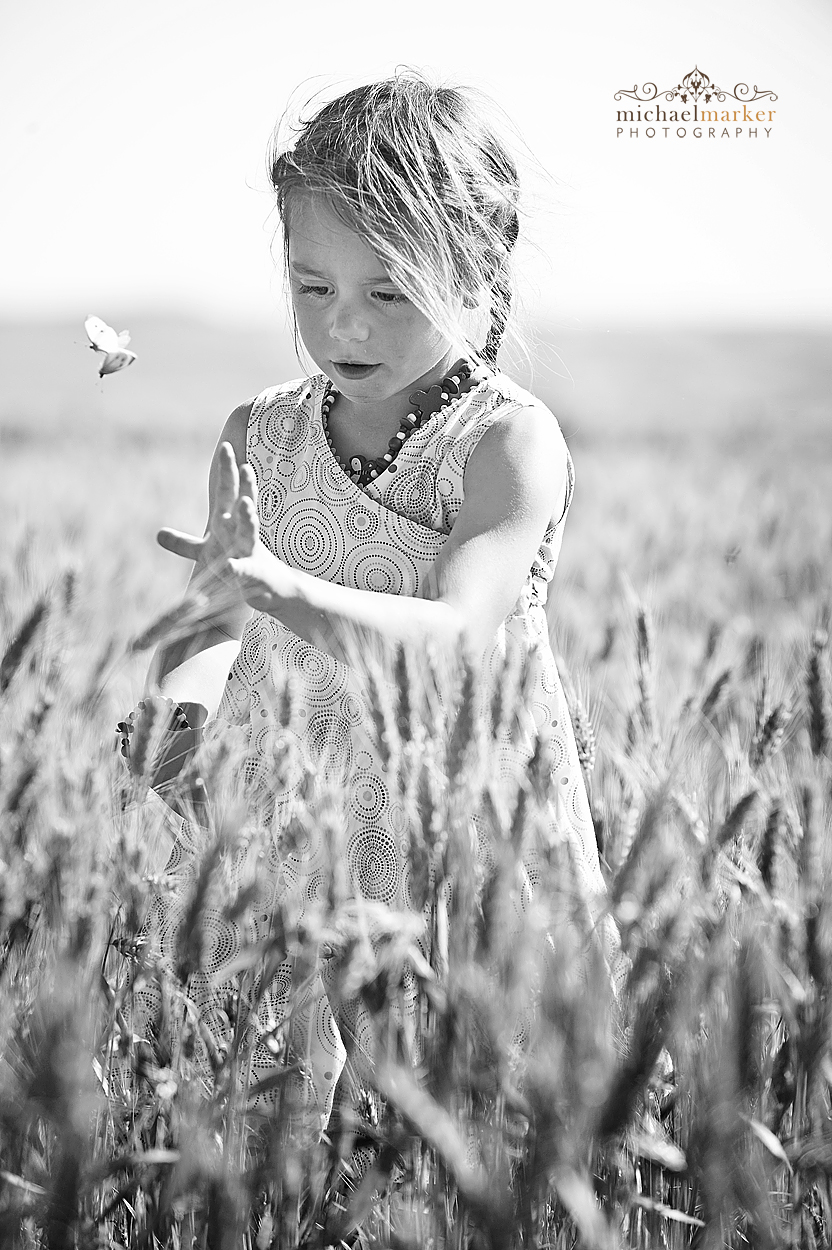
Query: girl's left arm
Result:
<box><xmin>162</xmin><ymin>404</ymin><xmax>567</xmax><ymax>661</ymax></box>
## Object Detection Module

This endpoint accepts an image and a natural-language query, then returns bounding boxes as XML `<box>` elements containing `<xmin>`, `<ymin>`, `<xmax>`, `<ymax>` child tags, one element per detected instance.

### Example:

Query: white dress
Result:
<box><xmin>131</xmin><ymin>368</ymin><xmax>612</xmax><ymax>1119</ymax></box>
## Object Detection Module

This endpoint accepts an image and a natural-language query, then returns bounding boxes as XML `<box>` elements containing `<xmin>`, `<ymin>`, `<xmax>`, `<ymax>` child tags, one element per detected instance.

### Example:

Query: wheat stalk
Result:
<box><xmin>0</xmin><ymin>597</ymin><xmax>49</xmax><ymax>695</ymax></box>
<box><xmin>750</xmin><ymin>701</ymin><xmax>792</xmax><ymax>770</ymax></box>
<box><xmin>806</xmin><ymin>630</ymin><xmax>831</xmax><ymax>758</ymax></box>
<box><xmin>701</xmin><ymin>667</ymin><xmax>732</xmax><ymax>724</ymax></box>
<box><xmin>631</xmin><ymin>605</ymin><xmax>658</xmax><ymax>753</ymax></box>
<box><xmin>757</xmin><ymin>798</ymin><xmax>786</xmax><ymax>892</ymax></box>
<box><xmin>569</xmin><ymin>689</ymin><xmax>597</xmax><ymax>779</ymax></box>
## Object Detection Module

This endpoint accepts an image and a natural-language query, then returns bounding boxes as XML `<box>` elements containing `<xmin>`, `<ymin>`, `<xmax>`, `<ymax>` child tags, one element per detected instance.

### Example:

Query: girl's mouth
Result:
<box><xmin>331</xmin><ymin>361</ymin><xmax>381</xmax><ymax>380</ymax></box>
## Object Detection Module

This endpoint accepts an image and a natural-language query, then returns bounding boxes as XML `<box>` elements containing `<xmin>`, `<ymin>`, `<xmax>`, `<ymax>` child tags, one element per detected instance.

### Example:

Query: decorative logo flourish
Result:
<box><xmin>615</xmin><ymin>66</ymin><xmax>777</xmax><ymax>105</ymax></box>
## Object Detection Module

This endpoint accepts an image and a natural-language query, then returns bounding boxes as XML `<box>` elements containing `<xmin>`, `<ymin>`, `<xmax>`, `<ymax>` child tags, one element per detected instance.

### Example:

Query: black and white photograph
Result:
<box><xmin>1</xmin><ymin>1</ymin><xmax>830</xmax><ymax>1245</ymax></box>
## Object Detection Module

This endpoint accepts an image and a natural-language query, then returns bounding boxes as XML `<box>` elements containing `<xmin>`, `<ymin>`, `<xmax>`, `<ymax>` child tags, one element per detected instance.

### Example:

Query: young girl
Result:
<box><xmin>124</xmin><ymin>72</ymin><xmax>615</xmax><ymax>1125</ymax></box>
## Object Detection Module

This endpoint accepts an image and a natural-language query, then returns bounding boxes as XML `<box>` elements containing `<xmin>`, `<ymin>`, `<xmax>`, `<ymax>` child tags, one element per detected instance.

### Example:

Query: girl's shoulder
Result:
<box><xmin>404</xmin><ymin>367</ymin><xmax>569</xmax><ymax>479</ymax></box>
<box><xmin>249</xmin><ymin>375</ymin><xmax>323</xmax><ymax>415</ymax></box>
<box><xmin>450</xmin><ymin>368</ymin><xmax>568</xmax><ymax>463</ymax></box>
<box><xmin>219</xmin><ymin>375</ymin><xmax>317</xmax><ymax>428</ymax></box>
<box><xmin>226</xmin><ymin>376</ymin><xmax>323</xmax><ymax>459</ymax></box>
<box><xmin>471</xmin><ymin>371</ymin><xmax>574</xmax><ymax>523</ymax></box>
<box><xmin>401</xmin><ymin>368</ymin><xmax>572</xmax><ymax>532</ymax></box>
<box><xmin>484</xmin><ymin>370</ymin><xmax>563</xmax><ymax>427</ymax></box>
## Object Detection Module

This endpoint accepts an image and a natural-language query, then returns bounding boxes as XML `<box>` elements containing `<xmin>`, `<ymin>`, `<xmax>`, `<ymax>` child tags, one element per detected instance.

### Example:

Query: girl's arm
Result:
<box><xmin>159</xmin><ymin>401</ymin><xmax>567</xmax><ymax>663</ymax></box>
<box><xmin>149</xmin><ymin>402</ymin><xmax>254</xmax><ymax>724</ymax></box>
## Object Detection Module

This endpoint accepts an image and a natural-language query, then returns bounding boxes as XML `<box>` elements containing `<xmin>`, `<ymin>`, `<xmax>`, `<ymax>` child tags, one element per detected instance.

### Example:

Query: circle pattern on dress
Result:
<box><xmin>345</xmin><ymin>503</ymin><xmax>380</xmax><ymax>541</ymax></box>
<box><xmin>264</xmin><ymin>406</ymin><xmax>309</xmax><ymax>455</ymax></box>
<box><xmin>342</xmin><ymin>543</ymin><xmax>424</xmax><ymax>594</ymax></box>
<box><xmin>280</xmin><ymin>637</ymin><xmax>347</xmax><ymax>707</ymax></box>
<box><xmin>290</xmin><ymin>460</ymin><xmax>312</xmax><ymax>493</ymax></box>
<box><xmin>381</xmin><ymin>508</ymin><xmax>444</xmax><ymax>562</ymax></box>
<box><xmin>307</xmin><ymin>709</ymin><xmax>353</xmax><ymax>773</ymax></box>
<box><xmin>539</xmin><ymin>655</ymin><xmax>561</xmax><ymax>695</ymax></box>
<box><xmin>388</xmin><ymin>465</ymin><xmax>435</xmax><ymax>519</ymax></box>
<box><xmin>388</xmin><ymin>802</ymin><xmax>408</xmax><ymax>835</ymax></box>
<box><xmin>239</xmin><ymin>627</ymin><xmax>272</xmax><ymax>685</ymax></box>
<box><xmin>260</xmin><ymin>482</ymin><xmax>286</xmax><ymax>526</ymax></box>
<box><xmin>340</xmin><ymin>691</ymin><xmax>366</xmax><ymax>726</ymax></box>
<box><xmin>278</xmin><ymin>501</ymin><xmax>345</xmax><ymax>580</ymax></box>
<box><xmin>350</xmin><ymin>772</ymin><xmax>389</xmax><ymax>822</ymax></box>
<box><xmin>347</xmin><ymin>827</ymin><xmax>400</xmax><ymax>902</ymax></box>
<box><xmin>313</xmin><ymin>443</ymin><xmax>357</xmax><ymax>505</ymax></box>
<box><xmin>201</xmin><ymin>908</ymin><xmax>241</xmax><ymax>973</ymax></box>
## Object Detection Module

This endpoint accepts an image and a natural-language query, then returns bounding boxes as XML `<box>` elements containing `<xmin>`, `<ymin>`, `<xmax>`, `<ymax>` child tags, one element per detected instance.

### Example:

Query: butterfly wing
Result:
<box><xmin>117</xmin><ymin>330</ymin><xmax>131</xmax><ymax>347</ymax></box>
<box><xmin>85</xmin><ymin>314</ymin><xmax>120</xmax><ymax>354</ymax></box>
<box><xmin>99</xmin><ymin>349</ymin><xmax>137</xmax><ymax>377</ymax></box>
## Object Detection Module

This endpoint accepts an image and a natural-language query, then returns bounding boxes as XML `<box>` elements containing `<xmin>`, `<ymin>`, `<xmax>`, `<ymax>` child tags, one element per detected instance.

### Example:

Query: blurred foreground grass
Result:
<box><xmin>1</xmin><ymin>420</ymin><xmax>832</xmax><ymax>1248</ymax></box>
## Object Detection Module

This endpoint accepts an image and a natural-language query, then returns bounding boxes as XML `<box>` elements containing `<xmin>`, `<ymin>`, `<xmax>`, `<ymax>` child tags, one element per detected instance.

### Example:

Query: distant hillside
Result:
<box><xmin>528</xmin><ymin>325</ymin><xmax>832</xmax><ymax>442</ymax></box>
<box><xmin>1</xmin><ymin>317</ymin><xmax>829</xmax><ymax>444</ymax></box>
<box><xmin>0</xmin><ymin>317</ymin><xmax>301</xmax><ymax>439</ymax></box>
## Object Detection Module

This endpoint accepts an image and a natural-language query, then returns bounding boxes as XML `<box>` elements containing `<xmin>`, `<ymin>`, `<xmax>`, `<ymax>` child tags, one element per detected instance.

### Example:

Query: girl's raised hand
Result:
<box><xmin>157</xmin><ymin>442</ymin><xmax>294</xmax><ymax>618</ymax></box>
<box><xmin>225</xmin><ymin>490</ymin><xmax>297</xmax><ymax>614</ymax></box>
<box><xmin>132</xmin><ymin>439</ymin><xmax>261</xmax><ymax>693</ymax></box>
<box><xmin>157</xmin><ymin>442</ymin><xmax>255</xmax><ymax>573</ymax></box>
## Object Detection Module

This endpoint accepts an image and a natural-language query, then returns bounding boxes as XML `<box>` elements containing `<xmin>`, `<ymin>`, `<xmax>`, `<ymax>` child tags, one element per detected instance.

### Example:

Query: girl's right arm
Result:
<box><xmin>147</xmin><ymin>401</ymin><xmax>255</xmax><ymax>728</ymax></box>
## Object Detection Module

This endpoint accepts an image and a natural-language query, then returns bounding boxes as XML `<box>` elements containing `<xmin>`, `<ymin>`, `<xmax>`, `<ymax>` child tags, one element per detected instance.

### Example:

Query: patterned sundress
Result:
<box><xmin>132</xmin><ymin>367</ymin><xmax>612</xmax><ymax>1120</ymax></box>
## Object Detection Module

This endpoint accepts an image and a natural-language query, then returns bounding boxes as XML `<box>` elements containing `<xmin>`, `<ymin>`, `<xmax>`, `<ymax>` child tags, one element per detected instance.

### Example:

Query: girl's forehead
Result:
<box><xmin>286</xmin><ymin>193</ymin><xmax>377</xmax><ymax>265</ymax></box>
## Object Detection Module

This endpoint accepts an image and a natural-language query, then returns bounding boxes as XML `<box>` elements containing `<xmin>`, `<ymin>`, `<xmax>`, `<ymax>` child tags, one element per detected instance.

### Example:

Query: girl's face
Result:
<box><xmin>286</xmin><ymin>194</ymin><xmax>455</xmax><ymax>411</ymax></box>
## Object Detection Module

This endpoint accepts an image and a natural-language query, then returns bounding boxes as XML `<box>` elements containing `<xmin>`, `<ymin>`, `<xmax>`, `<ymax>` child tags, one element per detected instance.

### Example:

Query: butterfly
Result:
<box><xmin>84</xmin><ymin>314</ymin><xmax>137</xmax><ymax>377</ymax></box>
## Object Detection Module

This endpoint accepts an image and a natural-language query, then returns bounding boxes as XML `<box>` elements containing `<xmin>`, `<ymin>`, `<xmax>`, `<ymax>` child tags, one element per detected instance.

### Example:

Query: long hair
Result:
<box><xmin>269</xmin><ymin>72</ymin><xmax>521</xmax><ymax>365</ymax></box>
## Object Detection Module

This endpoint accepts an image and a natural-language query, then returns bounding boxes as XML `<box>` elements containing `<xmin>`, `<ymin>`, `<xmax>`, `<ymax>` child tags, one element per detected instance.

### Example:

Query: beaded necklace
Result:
<box><xmin>320</xmin><ymin>360</ymin><xmax>479</xmax><ymax>487</ymax></box>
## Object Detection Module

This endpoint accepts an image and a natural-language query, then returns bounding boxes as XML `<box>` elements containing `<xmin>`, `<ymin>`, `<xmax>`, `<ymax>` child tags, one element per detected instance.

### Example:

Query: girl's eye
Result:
<box><xmin>296</xmin><ymin>283</ymin><xmax>331</xmax><ymax>298</ymax></box>
<box><xmin>372</xmin><ymin>290</ymin><xmax>409</xmax><ymax>305</ymax></box>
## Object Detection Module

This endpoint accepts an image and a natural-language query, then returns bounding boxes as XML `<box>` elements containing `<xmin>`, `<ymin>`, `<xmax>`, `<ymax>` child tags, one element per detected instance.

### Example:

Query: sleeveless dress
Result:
<box><xmin>131</xmin><ymin>368</ymin><xmax>612</xmax><ymax>1121</ymax></box>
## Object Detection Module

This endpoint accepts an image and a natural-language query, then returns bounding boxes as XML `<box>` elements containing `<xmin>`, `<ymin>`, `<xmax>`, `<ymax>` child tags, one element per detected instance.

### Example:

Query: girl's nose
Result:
<box><xmin>328</xmin><ymin>298</ymin><xmax>370</xmax><ymax>344</ymax></box>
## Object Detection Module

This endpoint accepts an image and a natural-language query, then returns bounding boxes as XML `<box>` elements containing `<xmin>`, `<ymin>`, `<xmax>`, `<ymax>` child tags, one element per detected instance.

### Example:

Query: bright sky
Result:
<box><xmin>1</xmin><ymin>0</ymin><xmax>830</xmax><ymax>329</ymax></box>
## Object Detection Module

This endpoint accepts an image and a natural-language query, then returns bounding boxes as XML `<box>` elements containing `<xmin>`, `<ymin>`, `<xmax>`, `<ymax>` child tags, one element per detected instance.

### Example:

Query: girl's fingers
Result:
<box><xmin>234</xmin><ymin>495</ymin><xmax>259</xmax><ymax>555</ymax></box>
<box><xmin>239</xmin><ymin>461</ymin><xmax>258</xmax><ymax>504</ymax></box>
<box><xmin>157</xmin><ymin>528</ymin><xmax>205</xmax><ymax>561</ymax></box>
<box><xmin>213</xmin><ymin>442</ymin><xmax>240</xmax><ymax>521</ymax></box>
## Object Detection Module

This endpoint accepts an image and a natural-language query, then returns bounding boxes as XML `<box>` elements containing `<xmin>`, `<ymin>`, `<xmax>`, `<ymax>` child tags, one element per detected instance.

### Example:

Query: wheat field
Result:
<box><xmin>1</xmin><ymin>407</ymin><xmax>832</xmax><ymax>1249</ymax></box>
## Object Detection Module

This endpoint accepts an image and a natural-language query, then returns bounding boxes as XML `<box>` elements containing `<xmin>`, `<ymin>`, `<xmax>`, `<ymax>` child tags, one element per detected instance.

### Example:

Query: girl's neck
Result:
<box><xmin>322</xmin><ymin>352</ymin><xmax>478</xmax><ymax>475</ymax></box>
